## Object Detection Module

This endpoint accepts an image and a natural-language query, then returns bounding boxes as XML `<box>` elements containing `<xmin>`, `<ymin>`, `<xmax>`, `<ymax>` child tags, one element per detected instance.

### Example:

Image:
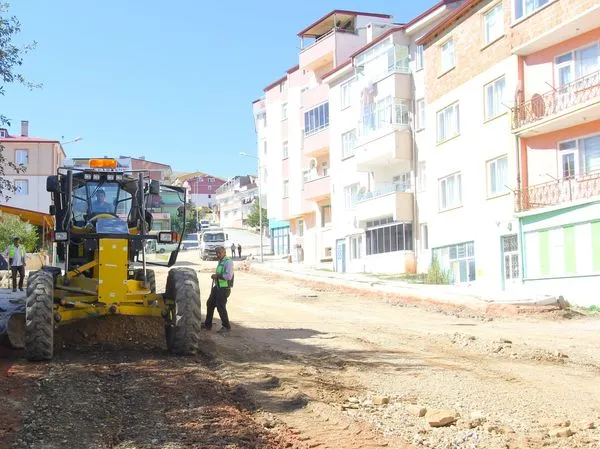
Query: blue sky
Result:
<box><xmin>3</xmin><ymin>1</ymin><xmax>438</xmax><ymax>179</ymax></box>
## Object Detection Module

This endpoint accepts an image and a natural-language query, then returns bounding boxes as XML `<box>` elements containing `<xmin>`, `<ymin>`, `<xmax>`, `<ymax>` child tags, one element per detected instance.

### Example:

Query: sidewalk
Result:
<box><xmin>249</xmin><ymin>260</ymin><xmax>564</xmax><ymax>313</ymax></box>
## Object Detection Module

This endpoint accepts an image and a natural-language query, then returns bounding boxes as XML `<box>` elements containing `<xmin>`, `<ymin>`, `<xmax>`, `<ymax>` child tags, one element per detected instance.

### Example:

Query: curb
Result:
<box><xmin>248</xmin><ymin>264</ymin><xmax>562</xmax><ymax>318</ymax></box>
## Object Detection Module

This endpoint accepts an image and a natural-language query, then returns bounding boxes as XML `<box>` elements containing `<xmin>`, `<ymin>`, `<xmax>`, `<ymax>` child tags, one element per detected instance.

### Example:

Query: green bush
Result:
<box><xmin>424</xmin><ymin>257</ymin><xmax>451</xmax><ymax>285</ymax></box>
<box><xmin>0</xmin><ymin>214</ymin><xmax>39</xmax><ymax>253</ymax></box>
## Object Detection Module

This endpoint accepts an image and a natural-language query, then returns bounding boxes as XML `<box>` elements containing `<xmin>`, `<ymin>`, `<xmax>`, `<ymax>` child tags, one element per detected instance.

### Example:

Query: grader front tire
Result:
<box><xmin>24</xmin><ymin>271</ymin><xmax>54</xmax><ymax>361</ymax></box>
<box><xmin>165</xmin><ymin>268</ymin><xmax>201</xmax><ymax>355</ymax></box>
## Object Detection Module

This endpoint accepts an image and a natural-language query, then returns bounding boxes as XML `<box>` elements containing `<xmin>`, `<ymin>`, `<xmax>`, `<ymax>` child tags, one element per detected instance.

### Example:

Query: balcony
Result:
<box><xmin>356</xmin><ymin>184</ymin><xmax>413</xmax><ymax>222</ymax></box>
<box><xmin>514</xmin><ymin>170</ymin><xmax>600</xmax><ymax>212</ymax></box>
<box><xmin>355</xmin><ymin>128</ymin><xmax>412</xmax><ymax>172</ymax></box>
<box><xmin>513</xmin><ymin>4</ymin><xmax>600</xmax><ymax>56</ymax></box>
<box><xmin>303</xmin><ymin>128</ymin><xmax>329</xmax><ymax>157</ymax></box>
<box><xmin>302</xmin><ymin>84</ymin><xmax>328</xmax><ymax>110</ymax></box>
<box><xmin>512</xmin><ymin>71</ymin><xmax>600</xmax><ymax>137</ymax></box>
<box><xmin>303</xmin><ymin>176</ymin><xmax>331</xmax><ymax>201</ymax></box>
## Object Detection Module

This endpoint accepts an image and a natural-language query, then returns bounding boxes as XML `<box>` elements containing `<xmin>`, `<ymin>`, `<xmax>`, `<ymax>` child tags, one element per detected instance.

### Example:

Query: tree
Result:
<box><xmin>0</xmin><ymin>3</ymin><xmax>39</xmax><ymax>200</ymax></box>
<box><xmin>0</xmin><ymin>214</ymin><xmax>39</xmax><ymax>252</ymax></box>
<box><xmin>245</xmin><ymin>201</ymin><xmax>267</xmax><ymax>229</ymax></box>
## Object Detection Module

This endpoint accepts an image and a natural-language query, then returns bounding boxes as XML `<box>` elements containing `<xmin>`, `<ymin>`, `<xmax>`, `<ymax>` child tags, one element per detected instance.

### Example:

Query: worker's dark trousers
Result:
<box><xmin>11</xmin><ymin>265</ymin><xmax>25</xmax><ymax>290</ymax></box>
<box><xmin>204</xmin><ymin>286</ymin><xmax>231</xmax><ymax>329</ymax></box>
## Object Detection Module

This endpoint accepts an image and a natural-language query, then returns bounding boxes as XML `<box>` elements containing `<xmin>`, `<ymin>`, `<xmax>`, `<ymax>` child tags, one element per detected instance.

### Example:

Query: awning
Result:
<box><xmin>0</xmin><ymin>205</ymin><xmax>54</xmax><ymax>229</ymax></box>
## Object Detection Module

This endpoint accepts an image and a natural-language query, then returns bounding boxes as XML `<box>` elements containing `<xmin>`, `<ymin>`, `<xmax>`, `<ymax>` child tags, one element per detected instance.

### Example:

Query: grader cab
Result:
<box><xmin>9</xmin><ymin>158</ymin><xmax>202</xmax><ymax>361</ymax></box>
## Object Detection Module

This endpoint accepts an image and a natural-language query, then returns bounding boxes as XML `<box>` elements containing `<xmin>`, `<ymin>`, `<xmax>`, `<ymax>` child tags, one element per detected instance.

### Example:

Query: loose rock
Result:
<box><xmin>407</xmin><ymin>405</ymin><xmax>427</xmax><ymax>417</ymax></box>
<box><xmin>426</xmin><ymin>409</ymin><xmax>458</xmax><ymax>427</ymax></box>
<box><xmin>548</xmin><ymin>427</ymin><xmax>574</xmax><ymax>438</ymax></box>
<box><xmin>373</xmin><ymin>396</ymin><xmax>390</xmax><ymax>405</ymax></box>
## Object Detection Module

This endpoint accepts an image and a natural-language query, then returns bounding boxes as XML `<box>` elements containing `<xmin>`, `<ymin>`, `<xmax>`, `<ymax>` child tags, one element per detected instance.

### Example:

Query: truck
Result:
<box><xmin>200</xmin><ymin>228</ymin><xmax>229</xmax><ymax>260</ymax></box>
<box><xmin>199</xmin><ymin>219</ymin><xmax>210</xmax><ymax>231</ymax></box>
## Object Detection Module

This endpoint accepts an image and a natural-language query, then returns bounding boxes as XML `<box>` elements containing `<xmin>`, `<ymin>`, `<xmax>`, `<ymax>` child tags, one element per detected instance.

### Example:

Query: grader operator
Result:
<box><xmin>7</xmin><ymin>158</ymin><xmax>203</xmax><ymax>361</ymax></box>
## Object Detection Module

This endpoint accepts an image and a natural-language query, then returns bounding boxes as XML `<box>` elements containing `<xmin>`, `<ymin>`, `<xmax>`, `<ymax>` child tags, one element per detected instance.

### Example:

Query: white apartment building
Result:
<box><xmin>215</xmin><ymin>175</ymin><xmax>258</xmax><ymax>229</ymax></box>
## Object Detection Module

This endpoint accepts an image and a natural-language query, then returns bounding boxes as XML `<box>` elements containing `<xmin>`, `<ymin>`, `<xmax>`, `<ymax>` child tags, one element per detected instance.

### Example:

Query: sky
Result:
<box><xmin>3</xmin><ymin>1</ymin><xmax>439</xmax><ymax>180</ymax></box>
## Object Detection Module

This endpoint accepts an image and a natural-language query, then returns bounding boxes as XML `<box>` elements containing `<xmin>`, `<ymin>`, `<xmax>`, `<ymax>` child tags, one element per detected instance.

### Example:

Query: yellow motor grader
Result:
<box><xmin>8</xmin><ymin>158</ymin><xmax>202</xmax><ymax>361</ymax></box>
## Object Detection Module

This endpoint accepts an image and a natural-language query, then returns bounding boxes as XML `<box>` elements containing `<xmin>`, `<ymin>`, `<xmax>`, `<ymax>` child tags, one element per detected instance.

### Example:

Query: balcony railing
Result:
<box><xmin>512</xmin><ymin>70</ymin><xmax>600</xmax><ymax>130</ymax></box>
<box><xmin>356</xmin><ymin>182</ymin><xmax>411</xmax><ymax>203</ymax></box>
<box><xmin>359</xmin><ymin>100</ymin><xmax>411</xmax><ymax>139</ymax></box>
<box><xmin>514</xmin><ymin>169</ymin><xmax>600</xmax><ymax>212</ymax></box>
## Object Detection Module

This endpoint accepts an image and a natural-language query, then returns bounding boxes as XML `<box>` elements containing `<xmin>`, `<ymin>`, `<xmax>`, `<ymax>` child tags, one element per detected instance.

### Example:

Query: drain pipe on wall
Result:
<box><xmin>412</xmin><ymin>95</ymin><xmax>419</xmax><ymax>273</ymax></box>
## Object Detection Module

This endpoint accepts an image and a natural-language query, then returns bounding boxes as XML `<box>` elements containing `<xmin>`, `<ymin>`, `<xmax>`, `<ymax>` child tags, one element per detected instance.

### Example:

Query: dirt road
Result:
<box><xmin>1</xmin><ymin>259</ymin><xmax>600</xmax><ymax>448</ymax></box>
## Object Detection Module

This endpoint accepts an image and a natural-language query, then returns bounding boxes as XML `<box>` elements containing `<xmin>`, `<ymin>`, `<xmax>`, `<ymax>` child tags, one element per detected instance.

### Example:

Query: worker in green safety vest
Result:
<box><xmin>203</xmin><ymin>245</ymin><xmax>234</xmax><ymax>333</ymax></box>
<box><xmin>2</xmin><ymin>236</ymin><xmax>27</xmax><ymax>292</ymax></box>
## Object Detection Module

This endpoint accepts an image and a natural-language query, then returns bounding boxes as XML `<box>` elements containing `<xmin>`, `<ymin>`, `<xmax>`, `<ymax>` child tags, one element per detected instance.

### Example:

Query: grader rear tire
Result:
<box><xmin>24</xmin><ymin>271</ymin><xmax>54</xmax><ymax>361</ymax></box>
<box><xmin>133</xmin><ymin>269</ymin><xmax>156</xmax><ymax>293</ymax></box>
<box><xmin>165</xmin><ymin>268</ymin><xmax>201</xmax><ymax>355</ymax></box>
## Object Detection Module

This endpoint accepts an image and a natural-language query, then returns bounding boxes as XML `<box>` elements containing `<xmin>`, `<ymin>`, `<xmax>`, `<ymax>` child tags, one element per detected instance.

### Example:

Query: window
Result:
<box><xmin>437</xmin><ymin>102</ymin><xmax>460</xmax><ymax>142</ymax></box>
<box><xmin>282</xmin><ymin>141</ymin><xmax>289</xmax><ymax>159</ymax></box>
<box><xmin>322</xmin><ymin>161</ymin><xmax>329</xmax><ymax>177</ymax></box>
<box><xmin>344</xmin><ymin>184</ymin><xmax>359</xmax><ymax>209</ymax></box>
<box><xmin>263</xmin><ymin>141</ymin><xmax>268</xmax><ymax>155</ymax></box>
<box><xmin>341</xmin><ymin>129</ymin><xmax>356</xmax><ymax>158</ymax></box>
<box><xmin>297</xmin><ymin>219</ymin><xmax>304</xmax><ymax>237</ymax></box>
<box><xmin>14</xmin><ymin>180</ymin><xmax>28</xmax><ymax>195</ymax></box>
<box><xmin>415</xmin><ymin>45</ymin><xmax>424</xmax><ymax>71</ymax></box>
<box><xmin>304</xmin><ymin>102</ymin><xmax>329</xmax><ymax>136</ymax></box>
<box><xmin>439</xmin><ymin>172</ymin><xmax>462</xmax><ymax>210</ymax></box>
<box><xmin>302</xmin><ymin>170</ymin><xmax>310</xmax><ymax>187</ymax></box>
<box><xmin>208</xmin><ymin>177</ymin><xmax>215</xmax><ymax>183</ymax></box>
<box><xmin>340</xmin><ymin>79</ymin><xmax>353</xmax><ymax>109</ymax></box>
<box><xmin>487</xmin><ymin>155</ymin><xmax>509</xmax><ymax>197</ymax></box>
<box><xmin>321</xmin><ymin>205</ymin><xmax>331</xmax><ymax>227</ymax></box>
<box><xmin>418</xmin><ymin>161</ymin><xmax>427</xmax><ymax>192</ymax></box>
<box><xmin>416</xmin><ymin>99</ymin><xmax>425</xmax><ymax>130</ymax></box>
<box><xmin>433</xmin><ymin>242</ymin><xmax>476</xmax><ymax>284</ymax></box>
<box><xmin>15</xmin><ymin>149</ymin><xmax>29</xmax><ymax>165</ymax></box>
<box><xmin>365</xmin><ymin>221</ymin><xmax>413</xmax><ymax>256</ymax></box>
<box><xmin>281</xmin><ymin>102</ymin><xmax>288</xmax><ymax>120</ymax></box>
<box><xmin>513</xmin><ymin>0</ymin><xmax>549</xmax><ymax>21</ymax></box>
<box><xmin>484</xmin><ymin>3</ymin><xmax>504</xmax><ymax>44</ymax></box>
<box><xmin>420</xmin><ymin>224</ymin><xmax>429</xmax><ymax>250</ymax></box>
<box><xmin>0</xmin><ymin>129</ymin><xmax>6</xmax><ymax>137</ymax></box>
<box><xmin>350</xmin><ymin>234</ymin><xmax>362</xmax><ymax>260</ymax></box>
<box><xmin>283</xmin><ymin>180</ymin><xmax>289</xmax><ymax>198</ymax></box>
<box><xmin>484</xmin><ymin>77</ymin><xmax>506</xmax><ymax>120</ymax></box>
<box><xmin>207</xmin><ymin>186</ymin><xmax>212</xmax><ymax>191</ymax></box>
<box><xmin>361</xmin><ymin>97</ymin><xmax>411</xmax><ymax>137</ymax></box>
<box><xmin>440</xmin><ymin>38</ymin><xmax>455</xmax><ymax>73</ymax></box>
<box><xmin>558</xmin><ymin>135</ymin><xmax>600</xmax><ymax>178</ymax></box>
<box><xmin>555</xmin><ymin>43</ymin><xmax>599</xmax><ymax>90</ymax></box>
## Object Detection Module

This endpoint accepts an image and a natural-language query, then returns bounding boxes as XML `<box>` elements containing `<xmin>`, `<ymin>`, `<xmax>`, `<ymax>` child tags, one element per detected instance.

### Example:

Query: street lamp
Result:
<box><xmin>239</xmin><ymin>151</ymin><xmax>263</xmax><ymax>263</ymax></box>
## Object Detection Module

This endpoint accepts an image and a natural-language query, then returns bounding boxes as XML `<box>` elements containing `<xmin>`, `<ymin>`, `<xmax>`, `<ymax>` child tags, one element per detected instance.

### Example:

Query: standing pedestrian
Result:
<box><xmin>203</xmin><ymin>245</ymin><xmax>234</xmax><ymax>333</ymax></box>
<box><xmin>3</xmin><ymin>237</ymin><xmax>26</xmax><ymax>292</ymax></box>
<box><xmin>237</xmin><ymin>243</ymin><xmax>242</xmax><ymax>259</ymax></box>
<box><xmin>231</xmin><ymin>243</ymin><xmax>236</xmax><ymax>258</ymax></box>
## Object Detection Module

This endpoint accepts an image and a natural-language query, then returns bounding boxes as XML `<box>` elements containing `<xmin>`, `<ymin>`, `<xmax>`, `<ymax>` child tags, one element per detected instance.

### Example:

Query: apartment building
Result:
<box><xmin>509</xmin><ymin>0</ymin><xmax>600</xmax><ymax>305</ymax></box>
<box><xmin>173</xmin><ymin>172</ymin><xmax>225</xmax><ymax>208</ymax></box>
<box><xmin>413</xmin><ymin>0</ymin><xmax>599</xmax><ymax>300</ymax></box>
<box><xmin>254</xmin><ymin>1</ymin><xmax>598</xmax><ymax>302</ymax></box>
<box><xmin>255</xmin><ymin>5</ymin><xmax>462</xmax><ymax>271</ymax></box>
<box><xmin>323</xmin><ymin>3</ymin><xmax>464</xmax><ymax>274</ymax></box>
<box><xmin>215</xmin><ymin>175</ymin><xmax>258</xmax><ymax>228</ymax></box>
<box><xmin>0</xmin><ymin>121</ymin><xmax>66</xmax><ymax>213</ymax></box>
